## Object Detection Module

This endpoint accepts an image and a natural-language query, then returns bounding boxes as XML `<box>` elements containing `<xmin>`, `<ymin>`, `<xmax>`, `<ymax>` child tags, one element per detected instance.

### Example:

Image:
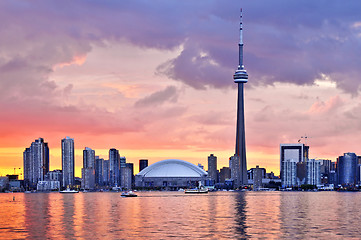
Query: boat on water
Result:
<box><xmin>60</xmin><ymin>188</ymin><xmax>79</xmax><ymax>193</ymax></box>
<box><xmin>185</xmin><ymin>181</ymin><xmax>209</xmax><ymax>194</ymax></box>
<box><xmin>121</xmin><ymin>191</ymin><xmax>137</xmax><ymax>197</ymax></box>
<box><xmin>184</xmin><ymin>188</ymin><xmax>209</xmax><ymax>194</ymax></box>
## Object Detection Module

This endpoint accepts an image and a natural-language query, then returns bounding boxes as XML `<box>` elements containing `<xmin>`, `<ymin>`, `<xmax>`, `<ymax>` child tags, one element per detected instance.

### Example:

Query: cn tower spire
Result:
<box><xmin>234</xmin><ymin>9</ymin><xmax>248</xmax><ymax>83</ymax></box>
<box><xmin>232</xmin><ymin>8</ymin><xmax>248</xmax><ymax>188</ymax></box>
<box><xmin>239</xmin><ymin>8</ymin><xmax>244</xmax><ymax>68</ymax></box>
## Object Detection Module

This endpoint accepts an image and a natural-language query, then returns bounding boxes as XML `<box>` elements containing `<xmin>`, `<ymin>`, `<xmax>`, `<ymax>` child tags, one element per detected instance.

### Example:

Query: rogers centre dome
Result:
<box><xmin>135</xmin><ymin>159</ymin><xmax>208</xmax><ymax>189</ymax></box>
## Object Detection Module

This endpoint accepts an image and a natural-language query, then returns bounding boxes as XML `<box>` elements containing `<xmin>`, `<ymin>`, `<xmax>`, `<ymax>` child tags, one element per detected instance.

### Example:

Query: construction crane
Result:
<box><xmin>300</xmin><ymin>135</ymin><xmax>311</xmax><ymax>145</ymax></box>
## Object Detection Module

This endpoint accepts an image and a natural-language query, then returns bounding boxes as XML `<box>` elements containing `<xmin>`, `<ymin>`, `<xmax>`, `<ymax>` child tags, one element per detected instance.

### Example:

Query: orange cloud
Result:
<box><xmin>54</xmin><ymin>55</ymin><xmax>87</xmax><ymax>69</ymax></box>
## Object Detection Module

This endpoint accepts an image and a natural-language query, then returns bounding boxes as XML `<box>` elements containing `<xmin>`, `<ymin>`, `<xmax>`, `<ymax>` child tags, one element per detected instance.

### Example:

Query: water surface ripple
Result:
<box><xmin>1</xmin><ymin>191</ymin><xmax>361</xmax><ymax>239</ymax></box>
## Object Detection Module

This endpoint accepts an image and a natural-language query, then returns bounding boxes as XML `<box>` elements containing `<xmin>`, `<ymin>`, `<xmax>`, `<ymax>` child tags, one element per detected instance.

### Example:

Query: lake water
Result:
<box><xmin>1</xmin><ymin>191</ymin><xmax>361</xmax><ymax>239</ymax></box>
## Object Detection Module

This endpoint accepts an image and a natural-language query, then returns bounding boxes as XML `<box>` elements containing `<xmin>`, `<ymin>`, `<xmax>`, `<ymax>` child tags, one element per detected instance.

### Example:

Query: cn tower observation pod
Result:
<box><xmin>135</xmin><ymin>159</ymin><xmax>208</xmax><ymax>189</ymax></box>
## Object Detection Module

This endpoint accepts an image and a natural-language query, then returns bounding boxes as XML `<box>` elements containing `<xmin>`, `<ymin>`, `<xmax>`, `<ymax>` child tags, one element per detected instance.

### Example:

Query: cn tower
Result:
<box><xmin>233</xmin><ymin>9</ymin><xmax>248</xmax><ymax>187</ymax></box>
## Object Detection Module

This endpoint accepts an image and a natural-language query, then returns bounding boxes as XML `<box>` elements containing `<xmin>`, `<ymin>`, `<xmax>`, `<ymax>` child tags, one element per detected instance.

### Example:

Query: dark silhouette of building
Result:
<box><xmin>139</xmin><ymin>159</ymin><xmax>148</xmax><ymax>172</ymax></box>
<box><xmin>207</xmin><ymin>154</ymin><xmax>218</xmax><ymax>184</ymax></box>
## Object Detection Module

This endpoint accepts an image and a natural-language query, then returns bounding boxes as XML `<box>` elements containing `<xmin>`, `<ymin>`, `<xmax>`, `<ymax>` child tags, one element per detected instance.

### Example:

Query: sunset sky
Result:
<box><xmin>1</xmin><ymin>1</ymin><xmax>361</xmax><ymax>178</ymax></box>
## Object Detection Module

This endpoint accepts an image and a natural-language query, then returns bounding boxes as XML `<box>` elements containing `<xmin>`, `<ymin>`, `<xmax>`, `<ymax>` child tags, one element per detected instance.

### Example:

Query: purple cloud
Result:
<box><xmin>1</xmin><ymin>0</ymin><xmax>361</xmax><ymax>101</ymax></box>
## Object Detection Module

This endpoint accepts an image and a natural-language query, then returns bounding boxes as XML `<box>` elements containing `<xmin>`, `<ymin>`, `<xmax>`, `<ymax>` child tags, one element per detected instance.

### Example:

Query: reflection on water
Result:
<box><xmin>1</xmin><ymin>192</ymin><xmax>361</xmax><ymax>239</ymax></box>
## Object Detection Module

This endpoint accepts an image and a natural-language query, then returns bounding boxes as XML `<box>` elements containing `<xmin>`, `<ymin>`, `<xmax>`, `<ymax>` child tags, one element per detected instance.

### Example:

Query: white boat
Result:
<box><xmin>60</xmin><ymin>188</ymin><xmax>79</xmax><ymax>193</ymax></box>
<box><xmin>184</xmin><ymin>188</ymin><xmax>209</xmax><ymax>194</ymax></box>
<box><xmin>185</xmin><ymin>181</ymin><xmax>209</xmax><ymax>194</ymax></box>
<box><xmin>121</xmin><ymin>191</ymin><xmax>137</xmax><ymax>197</ymax></box>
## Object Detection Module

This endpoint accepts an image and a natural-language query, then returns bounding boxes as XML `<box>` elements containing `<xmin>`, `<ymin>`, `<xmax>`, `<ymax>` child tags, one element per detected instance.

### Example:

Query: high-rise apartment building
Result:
<box><xmin>109</xmin><ymin>148</ymin><xmax>120</xmax><ymax>187</ymax></box>
<box><xmin>23</xmin><ymin>148</ymin><xmax>31</xmax><ymax>188</ymax></box>
<box><xmin>306</xmin><ymin>159</ymin><xmax>321</xmax><ymax>186</ymax></box>
<box><xmin>207</xmin><ymin>154</ymin><xmax>218</xmax><ymax>184</ymax></box>
<box><xmin>219</xmin><ymin>167</ymin><xmax>231</xmax><ymax>183</ymax></box>
<box><xmin>95</xmin><ymin>156</ymin><xmax>104</xmax><ymax>186</ymax></box>
<box><xmin>282</xmin><ymin>159</ymin><xmax>297</xmax><ymax>187</ymax></box>
<box><xmin>103</xmin><ymin>160</ymin><xmax>110</xmax><ymax>186</ymax></box>
<box><xmin>252</xmin><ymin>165</ymin><xmax>263</xmax><ymax>190</ymax></box>
<box><xmin>23</xmin><ymin>138</ymin><xmax>49</xmax><ymax>188</ymax></box>
<box><xmin>121</xmin><ymin>163</ymin><xmax>133</xmax><ymax>189</ymax></box>
<box><xmin>82</xmin><ymin>147</ymin><xmax>95</xmax><ymax>190</ymax></box>
<box><xmin>83</xmin><ymin>147</ymin><xmax>95</xmax><ymax>169</ymax></box>
<box><xmin>280</xmin><ymin>143</ymin><xmax>309</xmax><ymax>187</ymax></box>
<box><xmin>62</xmin><ymin>136</ymin><xmax>75</xmax><ymax>188</ymax></box>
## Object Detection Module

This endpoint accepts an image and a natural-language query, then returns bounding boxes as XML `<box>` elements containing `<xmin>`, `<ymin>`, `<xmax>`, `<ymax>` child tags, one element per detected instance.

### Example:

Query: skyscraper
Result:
<box><xmin>121</xmin><ymin>163</ymin><xmax>134</xmax><ymax>190</ymax></box>
<box><xmin>103</xmin><ymin>159</ymin><xmax>110</xmax><ymax>186</ymax></box>
<box><xmin>109</xmin><ymin>148</ymin><xmax>120</xmax><ymax>187</ymax></box>
<box><xmin>95</xmin><ymin>156</ymin><xmax>104</xmax><ymax>186</ymax></box>
<box><xmin>62</xmin><ymin>136</ymin><xmax>75</xmax><ymax>188</ymax></box>
<box><xmin>280</xmin><ymin>143</ymin><xmax>309</xmax><ymax>187</ymax></box>
<box><xmin>207</xmin><ymin>154</ymin><xmax>218</xmax><ymax>184</ymax></box>
<box><xmin>83</xmin><ymin>147</ymin><xmax>95</xmax><ymax>169</ymax></box>
<box><xmin>23</xmin><ymin>138</ymin><xmax>49</xmax><ymax>189</ymax></box>
<box><xmin>232</xmin><ymin>9</ymin><xmax>248</xmax><ymax>188</ymax></box>
<box><xmin>23</xmin><ymin>148</ymin><xmax>31</xmax><ymax>188</ymax></box>
<box><xmin>82</xmin><ymin>147</ymin><xmax>95</xmax><ymax>190</ymax></box>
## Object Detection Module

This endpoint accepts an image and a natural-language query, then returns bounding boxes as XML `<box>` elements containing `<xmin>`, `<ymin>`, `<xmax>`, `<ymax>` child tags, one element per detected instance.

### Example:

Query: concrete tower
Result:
<box><xmin>233</xmin><ymin>9</ymin><xmax>248</xmax><ymax>187</ymax></box>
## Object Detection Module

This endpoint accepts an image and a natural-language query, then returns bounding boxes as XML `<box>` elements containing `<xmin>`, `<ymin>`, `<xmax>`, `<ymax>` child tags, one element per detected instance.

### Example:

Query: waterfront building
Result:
<box><xmin>135</xmin><ymin>159</ymin><xmax>208</xmax><ymax>189</ymax></box>
<box><xmin>23</xmin><ymin>148</ymin><xmax>31</xmax><ymax>188</ymax></box>
<box><xmin>121</xmin><ymin>163</ymin><xmax>133</xmax><ymax>189</ymax></box>
<box><xmin>95</xmin><ymin>156</ymin><xmax>104</xmax><ymax>187</ymax></box>
<box><xmin>0</xmin><ymin>177</ymin><xmax>9</xmax><ymax>191</ymax></box>
<box><xmin>139</xmin><ymin>159</ymin><xmax>148</xmax><ymax>172</ymax></box>
<box><xmin>109</xmin><ymin>148</ymin><xmax>120</xmax><ymax>187</ymax></box>
<box><xmin>319</xmin><ymin>159</ymin><xmax>332</xmax><ymax>184</ymax></box>
<box><xmin>82</xmin><ymin>168</ymin><xmax>95</xmax><ymax>190</ymax></box>
<box><xmin>306</xmin><ymin>159</ymin><xmax>321</xmax><ymax>185</ymax></box>
<box><xmin>248</xmin><ymin>166</ymin><xmax>266</xmax><ymax>180</ymax></box>
<box><xmin>219</xmin><ymin>167</ymin><xmax>231</xmax><ymax>183</ymax></box>
<box><xmin>126</xmin><ymin>163</ymin><xmax>134</xmax><ymax>185</ymax></box>
<box><xmin>337</xmin><ymin>152</ymin><xmax>357</xmax><ymax>186</ymax></box>
<box><xmin>207</xmin><ymin>154</ymin><xmax>218</xmax><ymax>184</ymax></box>
<box><xmin>280</xmin><ymin>143</ymin><xmax>309</xmax><ymax>187</ymax></box>
<box><xmin>282</xmin><ymin>159</ymin><xmax>297</xmax><ymax>187</ymax></box>
<box><xmin>82</xmin><ymin>147</ymin><xmax>96</xmax><ymax>190</ymax></box>
<box><xmin>296</xmin><ymin>162</ymin><xmax>307</xmax><ymax>186</ymax></box>
<box><xmin>230</xmin><ymin>154</ymin><xmax>243</xmax><ymax>186</ymax></box>
<box><xmin>83</xmin><ymin>147</ymin><xmax>95</xmax><ymax>169</ymax></box>
<box><xmin>103</xmin><ymin>160</ymin><xmax>110</xmax><ymax>186</ymax></box>
<box><xmin>62</xmin><ymin>136</ymin><xmax>75</xmax><ymax>188</ymax></box>
<box><xmin>23</xmin><ymin>138</ymin><xmax>49</xmax><ymax>189</ymax></box>
<box><xmin>252</xmin><ymin>165</ymin><xmax>263</xmax><ymax>190</ymax></box>
<box><xmin>45</xmin><ymin>170</ymin><xmax>63</xmax><ymax>187</ymax></box>
<box><xmin>233</xmin><ymin>9</ymin><xmax>248</xmax><ymax>188</ymax></box>
<box><xmin>37</xmin><ymin>181</ymin><xmax>60</xmax><ymax>191</ymax></box>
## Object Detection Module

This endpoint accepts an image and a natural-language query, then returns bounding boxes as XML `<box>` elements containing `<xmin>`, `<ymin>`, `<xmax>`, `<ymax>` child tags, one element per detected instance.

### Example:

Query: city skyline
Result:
<box><xmin>2</xmin><ymin>1</ymin><xmax>361</xmax><ymax>177</ymax></box>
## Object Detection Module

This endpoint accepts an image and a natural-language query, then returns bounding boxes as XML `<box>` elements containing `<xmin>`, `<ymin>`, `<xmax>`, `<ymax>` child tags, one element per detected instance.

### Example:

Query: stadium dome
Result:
<box><xmin>137</xmin><ymin>159</ymin><xmax>207</xmax><ymax>178</ymax></box>
<box><xmin>135</xmin><ymin>159</ymin><xmax>208</xmax><ymax>188</ymax></box>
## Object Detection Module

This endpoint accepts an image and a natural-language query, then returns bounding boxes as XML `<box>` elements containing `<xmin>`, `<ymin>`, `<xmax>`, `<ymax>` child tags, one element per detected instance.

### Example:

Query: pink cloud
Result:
<box><xmin>308</xmin><ymin>95</ymin><xmax>344</xmax><ymax>114</ymax></box>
